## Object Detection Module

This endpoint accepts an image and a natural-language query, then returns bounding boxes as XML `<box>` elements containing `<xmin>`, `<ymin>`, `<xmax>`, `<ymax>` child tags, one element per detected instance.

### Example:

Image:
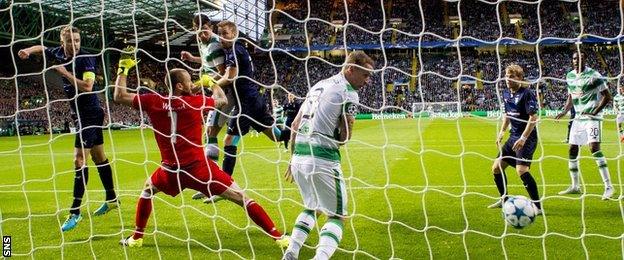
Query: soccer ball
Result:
<box><xmin>502</xmin><ymin>196</ymin><xmax>538</xmax><ymax>229</ymax></box>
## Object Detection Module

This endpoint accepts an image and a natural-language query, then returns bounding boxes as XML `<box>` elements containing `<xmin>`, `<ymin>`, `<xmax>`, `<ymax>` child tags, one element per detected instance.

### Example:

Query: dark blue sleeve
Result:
<box><xmin>80</xmin><ymin>57</ymin><xmax>96</xmax><ymax>72</ymax></box>
<box><xmin>524</xmin><ymin>89</ymin><xmax>538</xmax><ymax>115</ymax></box>
<box><xmin>44</xmin><ymin>46</ymin><xmax>60</xmax><ymax>61</ymax></box>
<box><xmin>224</xmin><ymin>49</ymin><xmax>236</xmax><ymax>68</ymax></box>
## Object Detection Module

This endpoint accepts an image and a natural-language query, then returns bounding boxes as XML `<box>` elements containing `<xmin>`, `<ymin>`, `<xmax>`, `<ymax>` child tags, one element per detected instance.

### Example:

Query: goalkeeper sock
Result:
<box><xmin>244</xmin><ymin>199</ymin><xmax>282</xmax><ymax>238</ymax></box>
<box><xmin>493</xmin><ymin>173</ymin><xmax>507</xmax><ymax>198</ymax></box>
<box><xmin>70</xmin><ymin>167</ymin><xmax>89</xmax><ymax>215</ymax></box>
<box><xmin>205</xmin><ymin>137</ymin><xmax>219</xmax><ymax>162</ymax></box>
<box><xmin>592</xmin><ymin>151</ymin><xmax>612</xmax><ymax>188</ymax></box>
<box><xmin>96</xmin><ymin>159</ymin><xmax>117</xmax><ymax>201</ymax></box>
<box><xmin>520</xmin><ymin>172</ymin><xmax>541</xmax><ymax>209</ymax></box>
<box><xmin>315</xmin><ymin>217</ymin><xmax>343</xmax><ymax>260</ymax></box>
<box><xmin>287</xmin><ymin>209</ymin><xmax>316</xmax><ymax>255</ymax></box>
<box><xmin>569</xmin><ymin>158</ymin><xmax>580</xmax><ymax>188</ymax></box>
<box><xmin>133</xmin><ymin>196</ymin><xmax>152</xmax><ymax>240</ymax></box>
<box><xmin>222</xmin><ymin>145</ymin><xmax>237</xmax><ymax>176</ymax></box>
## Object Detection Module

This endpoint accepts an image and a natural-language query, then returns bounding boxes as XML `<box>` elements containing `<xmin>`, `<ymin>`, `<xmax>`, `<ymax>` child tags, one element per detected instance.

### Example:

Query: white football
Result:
<box><xmin>502</xmin><ymin>196</ymin><xmax>538</xmax><ymax>229</ymax></box>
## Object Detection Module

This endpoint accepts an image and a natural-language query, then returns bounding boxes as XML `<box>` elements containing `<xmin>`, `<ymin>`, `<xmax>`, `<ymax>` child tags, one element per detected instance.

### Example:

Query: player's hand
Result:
<box><xmin>554</xmin><ymin>112</ymin><xmax>566</xmax><ymax>120</ymax></box>
<box><xmin>620</xmin><ymin>134</ymin><xmax>624</xmax><ymax>144</ymax></box>
<box><xmin>512</xmin><ymin>138</ymin><xmax>525</xmax><ymax>152</ymax></box>
<box><xmin>180</xmin><ymin>51</ymin><xmax>193</xmax><ymax>61</ymax></box>
<box><xmin>496</xmin><ymin>132</ymin><xmax>504</xmax><ymax>147</ymax></box>
<box><xmin>284</xmin><ymin>165</ymin><xmax>294</xmax><ymax>183</ymax></box>
<box><xmin>118</xmin><ymin>46</ymin><xmax>138</xmax><ymax>76</ymax></box>
<box><xmin>18</xmin><ymin>49</ymin><xmax>30</xmax><ymax>60</ymax></box>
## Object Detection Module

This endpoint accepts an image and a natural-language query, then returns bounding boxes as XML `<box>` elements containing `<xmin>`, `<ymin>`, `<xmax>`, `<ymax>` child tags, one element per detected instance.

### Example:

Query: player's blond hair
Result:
<box><xmin>217</xmin><ymin>20</ymin><xmax>237</xmax><ymax>34</ymax></box>
<box><xmin>343</xmin><ymin>51</ymin><xmax>374</xmax><ymax>72</ymax></box>
<box><xmin>60</xmin><ymin>25</ymin><xmax>80</xmax><ymax>40</ymax></box>
<box><xmin>505</xmin><ymin>64</ymin><xmax>525</xmax><ymax>88</ymax></box>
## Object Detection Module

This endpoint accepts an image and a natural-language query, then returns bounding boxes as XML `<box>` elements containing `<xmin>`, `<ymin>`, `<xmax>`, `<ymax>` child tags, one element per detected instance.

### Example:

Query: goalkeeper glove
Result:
<box><xmin>117</xmin><ymin>46</ymin><xmax>138</xmax><ymax>76</ymax></box>
<box><xmin>195</xmin><ymin>74</ymin><xmax>217</xmax><ymax>88</ymax></box>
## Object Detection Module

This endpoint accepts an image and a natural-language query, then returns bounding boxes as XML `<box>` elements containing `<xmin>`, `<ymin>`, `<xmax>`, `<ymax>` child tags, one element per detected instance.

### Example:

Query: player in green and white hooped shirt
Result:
<box><xmin>555</xmin><ymin>51</ymin><xmax>614</xmax><ymax>200</ymax></box>
<box><xmin>283</xmin><ymin>51</ymin><xmax>374</xmax><ymax>260</ymax></box>
<box><xmin>613</xmin><ymin>85</ymin><xmax>624</xmax><ymax>142</ymax></box>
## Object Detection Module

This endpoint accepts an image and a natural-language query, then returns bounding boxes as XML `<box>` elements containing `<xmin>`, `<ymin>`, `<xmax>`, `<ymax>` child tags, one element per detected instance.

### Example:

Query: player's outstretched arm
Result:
<box><xmin>180</xmin><ymin>51</ymin><xmax>202</xmax><ymax>64</ymax></box>
<box><xmin>215</xmin><ymin>66</ymin><xmax>236</xmax><ymax>87</ymax></box>
<box><xmin>113</xmin><ymin>50</ymin><xmax>138</xmax><ymax>107</ymax></box>
<box><xmin>17</xmin><ymin>45</ymin><xmax>45</xmax><ymax>60</ymax></box>
<box><xmin>113</xmin><ymin>74</ymin><xmax>136</xmax><ymax>107</ymax></box>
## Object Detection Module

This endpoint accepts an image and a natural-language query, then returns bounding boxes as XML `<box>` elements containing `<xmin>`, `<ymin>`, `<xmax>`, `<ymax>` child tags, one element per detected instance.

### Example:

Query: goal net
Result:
<box><xmin>1</xmin><ymin>0</ymin><xmax>623</xmax><ymax>259</ymax></box>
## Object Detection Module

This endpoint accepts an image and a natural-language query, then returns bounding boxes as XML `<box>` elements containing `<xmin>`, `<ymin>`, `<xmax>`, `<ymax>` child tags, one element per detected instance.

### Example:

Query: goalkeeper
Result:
<box><xmin>113</xmin><ymin>48</ymin><xmax>289</xmax><ymax>249</ymax></box>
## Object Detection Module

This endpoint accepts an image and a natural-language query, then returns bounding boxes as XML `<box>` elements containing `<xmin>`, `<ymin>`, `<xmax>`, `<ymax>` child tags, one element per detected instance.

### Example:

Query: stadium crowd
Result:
<box><xmin>1</xmin><ymin>0</ymin><xmax>621</xmax><ymax>135</ymax></box>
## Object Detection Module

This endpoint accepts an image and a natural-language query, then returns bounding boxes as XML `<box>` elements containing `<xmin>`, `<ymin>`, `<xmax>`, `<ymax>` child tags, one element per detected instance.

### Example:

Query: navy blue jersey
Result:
<box><xmin>224</xmin><ymin>41</ymin><xmax>261</xmax><ymax>108</ymax></box>
<box><xmin>503</xmin><ymin>87</ymin><xmax>538</xmax><ymax>138</ymax></box>
<box><xmin>45</xmin><ymin>46</ymin><xmax>101</xmax><ymax>117</ymax></box>
<box><xmin>283</xmin><ymin>100</ymin><xmax>302</xmax><ymax>119</ymax></box>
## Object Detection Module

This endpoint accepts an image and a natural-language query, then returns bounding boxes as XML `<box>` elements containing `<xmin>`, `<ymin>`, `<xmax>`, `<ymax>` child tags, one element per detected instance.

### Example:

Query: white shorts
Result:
<box><xmin>207</xmin><ymin>91</ymin><xmax>236</xmax><ymax>128</ymax></box>
<box><xmin>617</xmin><ymin>114</ymin><xmax>624</xmax><ymax>124</ymax></box>
<box><xmin>569</xmin><ymin>119</ymin><xmax>602</xmax><ymax>145</ymax></box>
<box><xmin>290</xmin><ymin>155</ymin><xmax>347</xmax><ymax>217</ymax></box>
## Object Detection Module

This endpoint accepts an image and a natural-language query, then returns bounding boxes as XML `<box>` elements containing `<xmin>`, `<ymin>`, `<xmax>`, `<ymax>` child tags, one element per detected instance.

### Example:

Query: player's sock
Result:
<box><xmin>206</xmin><ymin>137</ymin><xmax>219</xmax><ymax>161</ymax></box>
<box><xmin>592</xmin><ymin>151</ymin><xmax>612</xmax><ymax>188</ymax></box>
<box><xmin>133</xmin><ymin>192</ymin><xmax>153</xmax><ymax>240</ymax></box>
<box><xmin>96</xmin><ymin>159</ymin><xmax>117</xmax><ymax>201</ymax></box>
<box><xmin>272</xmin><ymin>125</ymin><xmax>282</xmax><ymax>141</ymax></box>
<box><xmin>70</xmin><ymin>167</ymin><xmax>89</xmax><ymax>215</ymax></box>
<box><xmin>287</xmin><ymin>209</ymin><xmax>316</xmax><ymax>255</ymax></box>
<box><xmin>568</xmin><ymin>158</ymin><xmax>580</xmax><ymax>188</ymax></box>
<box><xmin>493</xmin><ymin>172</ymin><xmax>507</xmax><ymax>198</ymax></box>
<box><xmin>244</xmin><ymin>199</ymin><xmax>282</xmax><ymax>238</ymax></box>
<box><xmin>315</xmin><ymin>217</ymin><xmax>343</xmax><ymax>260</ymax></box>
<box><xmin>282</xmin><ymin>128</ymin><xmax>290</xmax><ymax>148</ymax></box>
<box><xmin>520</xmin><ymin>172</ymin><xmax>541</xmax><ymax>209</ymax></box>
<box><xmin>222</xmin><ymin>145</ymin><xmax>237</xmax><ymax>176</ymax></box>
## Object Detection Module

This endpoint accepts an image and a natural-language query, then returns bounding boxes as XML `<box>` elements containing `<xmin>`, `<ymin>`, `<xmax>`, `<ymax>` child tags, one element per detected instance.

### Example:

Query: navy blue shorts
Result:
<box><xmin>227</xmin><ymin>103</ymin><xmax>274</xmax><ymax>136</ymax></box>
<box><xmin>73</xmin><ymin>112</ymin><xmax>104</xmax><ymax>149</ymax></box>
<box><xmin>498</xmin><ymin>136</ymin><xmax>537</xmax><ymax>167</ymax></box>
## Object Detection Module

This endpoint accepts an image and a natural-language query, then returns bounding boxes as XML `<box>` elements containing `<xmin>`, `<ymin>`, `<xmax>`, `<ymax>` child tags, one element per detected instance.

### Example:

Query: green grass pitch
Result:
<box><xmin>1</xmin><ymin>117</ymin><xmax>623</xmax><ymax>259</ymax></box>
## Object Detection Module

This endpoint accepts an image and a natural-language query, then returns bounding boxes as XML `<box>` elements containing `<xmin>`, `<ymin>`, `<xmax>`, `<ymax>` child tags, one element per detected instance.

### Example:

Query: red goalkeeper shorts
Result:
<box><xmin>150</xmin><ymin>160</ymin><xmax>233</xmax><ymax>197</ymax></box>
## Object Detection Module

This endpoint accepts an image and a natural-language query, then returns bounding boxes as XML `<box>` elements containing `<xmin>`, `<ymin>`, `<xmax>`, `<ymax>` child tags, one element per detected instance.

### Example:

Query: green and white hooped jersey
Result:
<box><xmin>199</xmin><ymin>35</ymin><xmax>225</xmax><ymax>76</ymax></box>
<box><xmin>294</xmin><ymin>73</ymin><xmax>359</xmax><ymax>162</ymax></box>
<box><xmin>566</xmin><ymin>67</ymin><xmax>608</xmax><ymax>120</ymax></box>
<box><xmin>614</xmin><ymin>93</ymin><xmax>624</xmax><ymax>115</ymax></box>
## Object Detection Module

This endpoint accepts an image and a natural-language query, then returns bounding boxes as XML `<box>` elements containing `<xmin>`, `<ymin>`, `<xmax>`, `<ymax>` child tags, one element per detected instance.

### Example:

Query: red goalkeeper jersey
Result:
<box><xmin>133</xmin><ymin>93</ymin><xmax>214</xmax><ymax>167</ymax></box>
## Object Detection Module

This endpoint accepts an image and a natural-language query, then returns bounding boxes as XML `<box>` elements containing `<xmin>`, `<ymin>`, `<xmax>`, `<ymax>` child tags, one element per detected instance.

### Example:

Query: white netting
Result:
<box><xmin>1</xmin><ymin>0</ymin><xmax>624</xmax><ymax>259</ymax></box>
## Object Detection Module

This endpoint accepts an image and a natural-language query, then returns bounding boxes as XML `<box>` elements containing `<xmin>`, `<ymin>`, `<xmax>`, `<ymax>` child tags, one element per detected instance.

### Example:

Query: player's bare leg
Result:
<box><xmin>90</xmin><ymin>144</ymin><xmax>119</xmax><ymax>216</ymax></box>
